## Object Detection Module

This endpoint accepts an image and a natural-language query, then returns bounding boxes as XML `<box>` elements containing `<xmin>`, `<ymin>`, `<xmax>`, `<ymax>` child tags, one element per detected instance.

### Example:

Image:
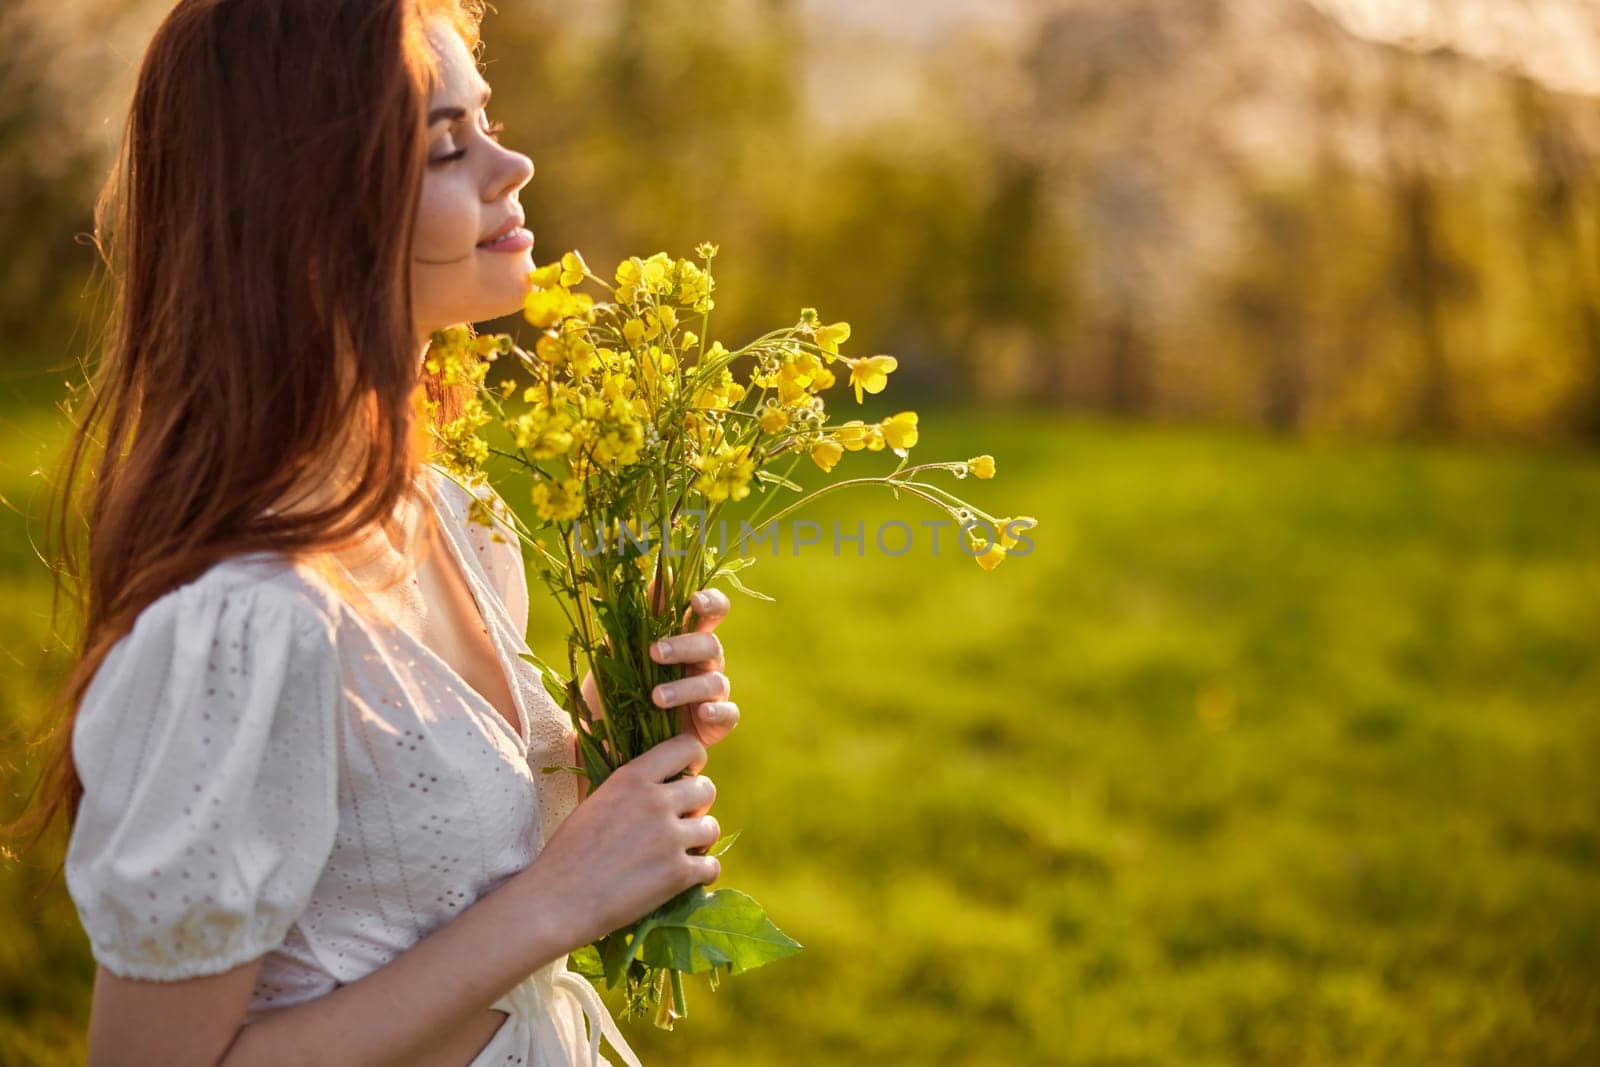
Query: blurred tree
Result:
<box><xmin>0</xmin><ymin>3</ymin><xmax>120</xmax><ymax>361</ymax></box>
<box><xmin>1511</xmin><ymin>75</ymin><xmax>1600</xmax><ymax>441</ymax></box>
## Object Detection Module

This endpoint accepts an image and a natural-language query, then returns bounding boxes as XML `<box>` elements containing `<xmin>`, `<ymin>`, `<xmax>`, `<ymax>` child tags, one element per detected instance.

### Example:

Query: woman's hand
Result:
<box><xmin>529</xmin><ymin>732</ymin><xmax>721</xmax><ymax>951</ymax></box>
<box><xmin>578</xmin><ymin>586</ymin><xmax>739</xmax><ymax>744</ymax></box>
<box><xmin>574</xmin><ymin>585</ymin><xmax>740</xmax><ymax>800</ymax></box>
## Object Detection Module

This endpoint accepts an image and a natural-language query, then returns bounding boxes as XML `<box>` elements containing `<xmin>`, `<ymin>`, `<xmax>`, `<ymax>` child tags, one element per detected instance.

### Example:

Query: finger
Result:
<box><xmin>680</xmin><ymin>700</ymin><xmax>739</xmax><ymax>745</ymax></box>
<box><xmin>579</xmin><ymin>671</ymin><xmax>606</xmax><ymax>724</ymax></box>
<box><xmin>648</xmin><ymin>632</ymin><xmax>724</xmax><ymax>672</ymax></box>
<box><xmin>646</xmin><ymin>563</ymin><xmax>675</xmax><ymax>616</ymax></box>
<box><xmin>680</xmin><ymin>814</ymin><xmax>721</xmax><ymax>855</ymax></box>
<box><xmin>635</xmin><ymin>731</ymin><xmax>708</xmax><ymax>782</ymax></box>
<box><xmin>665</xmin><ymin>773</ymin><xmax>717</xmax><ymax>817</ymax></box>
<box><xmin>681</xmin><ymin>587</ymin><xmax>731</xmax><ymax>633</ymax></box>
<box><xmin>651</xmin><ymin>670</ymin><xmax>730</xmax><ymax>710</ymax></box>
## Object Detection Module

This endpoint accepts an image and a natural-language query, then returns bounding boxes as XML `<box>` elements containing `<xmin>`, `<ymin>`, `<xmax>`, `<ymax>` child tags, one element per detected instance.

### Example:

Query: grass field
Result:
<box><xmin>3</xmin><ymin>396</ymin><xmax>1598</xmax><ymax>1065</ymax></box>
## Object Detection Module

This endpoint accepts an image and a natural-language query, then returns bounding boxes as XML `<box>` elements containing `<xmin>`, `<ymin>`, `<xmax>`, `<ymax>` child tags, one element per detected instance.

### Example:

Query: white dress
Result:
<box><xmin>63</xmin><ymin>463</ymin><xmax>643</xmax><ymax>1067</ymax></box>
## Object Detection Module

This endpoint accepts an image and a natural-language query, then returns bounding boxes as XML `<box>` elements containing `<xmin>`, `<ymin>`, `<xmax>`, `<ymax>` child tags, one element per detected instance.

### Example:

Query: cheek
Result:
<box><xmin>412</xmin><ymin>174</ymin><xmax>479</xmax><ymax>259</ymax></box>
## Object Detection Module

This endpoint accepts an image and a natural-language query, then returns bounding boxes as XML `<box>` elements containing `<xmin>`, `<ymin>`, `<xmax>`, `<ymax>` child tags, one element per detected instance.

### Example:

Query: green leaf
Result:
<box><xmin>708</xmin><ymin>829</ymin><xmax>741</xmax><ymax>857</ymax></box>
<box><xmin>529</xmin><ymin>662</ymin><xmax>572</xmax><ymax>709</ymax></box>
<box><xmin>721</xmin><ymin>570</ymin><xmax>776</xmax><ymax>602</ymax></box>
<box><xmin>568</xmin><ymin>943</ymin><xmax>605</xmax><ymax>980</ymax></box>
<box><xmin>596</xmin><ymin>651</ymin><xmax>640</xmax><ymax>691</ymax></box>
<box><xmin>575</xmin><ymin>729</ymin><xmax>613</xmax><ymax>783</ymax></box>
<box><xmin>631</xmin><ymin>886</ymin><xmax>803</xmax><ymax>975</ymax></box>
<box><xmin>601</xmin><ymin>928</ymin><xmax>636</xmax><ymax>990</ymax></box>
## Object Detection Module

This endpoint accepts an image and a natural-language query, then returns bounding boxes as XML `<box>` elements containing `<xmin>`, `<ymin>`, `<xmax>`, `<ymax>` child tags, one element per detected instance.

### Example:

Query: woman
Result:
<box><xmin>22</xmin><ymin>0</ymin><xmax>743</xmax><ymax>1063</ymax></box>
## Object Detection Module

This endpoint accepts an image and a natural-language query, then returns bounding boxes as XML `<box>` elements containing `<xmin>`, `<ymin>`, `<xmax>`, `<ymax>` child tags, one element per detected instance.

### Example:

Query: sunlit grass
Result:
<box><xmin>4</xmin><ymin>401</ymin><xmax>1598</xmax><ymax>1064</ymax></box>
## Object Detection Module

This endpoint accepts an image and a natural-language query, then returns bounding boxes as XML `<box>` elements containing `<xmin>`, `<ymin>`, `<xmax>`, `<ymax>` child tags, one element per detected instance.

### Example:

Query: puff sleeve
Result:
<box><xmin>63</xmin><ymin>580</ymin><xmax>342</xmax><ymax>982</ymax></box>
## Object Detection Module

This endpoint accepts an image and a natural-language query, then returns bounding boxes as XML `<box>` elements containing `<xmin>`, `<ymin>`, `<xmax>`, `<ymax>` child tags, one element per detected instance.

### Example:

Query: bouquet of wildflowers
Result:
<box><xmin>420</xmin><ymin>243</ymin><xmax>1035</xmax><ymax>1028</ymax></box>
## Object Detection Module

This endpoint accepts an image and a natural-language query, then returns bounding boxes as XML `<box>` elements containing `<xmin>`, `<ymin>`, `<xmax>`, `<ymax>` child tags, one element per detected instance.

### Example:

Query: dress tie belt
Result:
<box><xmin>490</xmin><ymin>955</ymin><xmax>644</xmax><ymax>1067</ymax></box>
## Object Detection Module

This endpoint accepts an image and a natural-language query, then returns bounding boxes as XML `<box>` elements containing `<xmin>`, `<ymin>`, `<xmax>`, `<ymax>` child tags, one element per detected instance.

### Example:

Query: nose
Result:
<box><xmin>489</xmin><ymin>147</ymin><xmax>534</xmax><ymax>203</ymax></box>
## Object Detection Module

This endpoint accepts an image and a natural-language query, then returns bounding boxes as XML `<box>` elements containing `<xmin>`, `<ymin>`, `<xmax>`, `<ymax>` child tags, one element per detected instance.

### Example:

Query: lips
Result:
<box><xmin>478</xmin><ymin>213</ymin><xmax>526</xmax><ymax>247</ymax></box>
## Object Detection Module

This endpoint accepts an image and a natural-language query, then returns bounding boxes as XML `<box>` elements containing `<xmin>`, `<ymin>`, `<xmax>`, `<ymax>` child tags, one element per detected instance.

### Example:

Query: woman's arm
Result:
<box><xmin>87</xmin><ymin>863</ymin><xmax>584</xmax><ymax>1067</ymax></box>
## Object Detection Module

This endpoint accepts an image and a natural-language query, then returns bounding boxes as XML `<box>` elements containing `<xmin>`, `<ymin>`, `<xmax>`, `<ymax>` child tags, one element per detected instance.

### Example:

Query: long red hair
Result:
<box><xmin>3</xmin><ymin>0</ymin><xmax>489</xmax><ymax>887</ymax></box>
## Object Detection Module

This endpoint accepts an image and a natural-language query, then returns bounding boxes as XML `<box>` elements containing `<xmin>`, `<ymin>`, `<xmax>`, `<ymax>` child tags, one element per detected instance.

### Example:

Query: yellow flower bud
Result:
<box><xmin>973</xmin><ymin>543</ymin><xmax>1008</xmax><ymax>571</ymax></box>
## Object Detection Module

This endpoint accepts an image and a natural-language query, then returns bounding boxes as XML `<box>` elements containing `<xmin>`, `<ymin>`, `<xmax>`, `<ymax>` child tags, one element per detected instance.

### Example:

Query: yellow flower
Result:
<box><xmin>678</xmin><ymin>261</ymin><xmax>715</xmax><ymax>313</ymax></box>
<box><xmin>847</xmin><ymin>354</ymin><xmax>898</xmax><ymax>403</ymax></box>
<box><xmin>777</xmin><ymin>373</ymin><xmax>810</xmax><ymax>407</ymax></box>
<box><xmin>815</xmin><ymin>320</ymin><xmax>851</xmax><ymax>355</ymax></box>
<box><xmin>532</xmin><ymin>478</ymin><xmax>585</xmax><ymax>522</ymax></box>
<box><xmin>641</xmin><ymin>252</ymin><xmax>673</xmax><ymax>294</ymax></box>
<box><xmin>524</xmin><ymin>292</ymin><xmax>564</xmax><ymax>330</ymax></box>
<box><xmin>614</xmin><ymin>257</ymin><xmax>643</xmax><ymax>302</ymax></box>
<box><xmin>622</xmin><ymin>317</ymin><xmax>646</xmax><ymax>346</ymax></box>
<box><xmin>969</xmin><ymin>516</ymin><xmax>1038</xmax><ymax>570</ymax></box>
<box><xmin>535</xmin><ymin>332</ymin><xmax>566</xmax><ymax>366</ymax></box>
<box><xmin>996</xmin><ymin>515</ymin><xmax>1037</xmax><ymax>550</ymax></box>
<box><xmin>523</xmin><ymin>286</ymin><xmax>593</xmax><ymax>329</ymax></box>
<box><xmin>968</xmin><ymin>454</ymin><xmax>996</xmax><ymax>479</ymax></box>
<box><xmin>880</xmin><ymin>411</ymin><xmax>918</xmax><ymax>452</ymax></box>
<box><xmin>509</xmin><ymin>408</ymin><xmax>574</xmax><ymax>459</ymax></box>
<box><xmin>693</xmin><ymin>442</ymin><xmax>755</xmax><ymax>503</ymax></box>
<box><xmin>810</xmin><ymin>438</ymin><xmax>843</xmax><ymax>472</ymax></box>
<box><xmin>528</xmin><ymin>262</ymin><xmax>562</xmax><ymax>288</ymax></box>
<box><xmin>693</xmin><ymin>367</ymin><xmax>743</xmax><ymax>410</ymax></box>
<box><xmin>567</xmin><ymin>340</ymin><xmax>601</xmax><ymax>379</ymax></box>
<box><xmin>835</xmin><ymin>419</ymin><xmax>869</xmax><ymax>451</ymax></box>
<box><xmin>759</xmin><ymin>405</ymin><xmax>789</xmax><ymax>434</ymax></box>
<box><xmin>973</xmin><ymin>543</ymin><xmax>1008</xmax><ymax>571</ymax></box>
<box><xmin>559</xmin><ymin>250</ymin><xmax>588</xmax><ymax>287</ymax></box>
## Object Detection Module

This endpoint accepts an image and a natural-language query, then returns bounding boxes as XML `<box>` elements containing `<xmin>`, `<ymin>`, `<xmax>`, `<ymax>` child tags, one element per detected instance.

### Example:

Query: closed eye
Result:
<box><xmin>431</xmin><ymin>118</ymin><xmax>507</xmax><ymax>166</ymax></box>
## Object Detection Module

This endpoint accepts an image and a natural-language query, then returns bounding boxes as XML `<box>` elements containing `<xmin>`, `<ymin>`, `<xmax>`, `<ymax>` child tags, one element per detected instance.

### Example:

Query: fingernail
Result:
<box><xmin>655</xmin><ymin>684</ymin><xmax>675</xmax><ymax>706</ymax></box>
<box><xmin>692</xmin><ymin>591</ymin><xmax>709</xmax><ymax>611</ymax></box>
<box><xmin>702</xmin><ymin>703</ymin><xmax>729</xmax><ymax>724</ymax></box>
<box><xmin>652</xmin><ymin>639</ymin><xmax>671</xmax><ymax>659</ymax></box>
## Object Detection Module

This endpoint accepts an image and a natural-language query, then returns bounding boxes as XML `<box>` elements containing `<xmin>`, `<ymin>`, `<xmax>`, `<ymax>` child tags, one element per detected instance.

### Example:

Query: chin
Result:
<box><xmin>469</xmin><ymin>263</ymin><xmax>536</xmax><ymax>323</ymax></box>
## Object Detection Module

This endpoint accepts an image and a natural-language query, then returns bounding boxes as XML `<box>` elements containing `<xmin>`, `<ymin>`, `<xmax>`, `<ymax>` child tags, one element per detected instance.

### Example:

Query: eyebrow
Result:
<box><xmin>428</xmin><ymin>83</ymin><xmax>491</xmax><ymax>127</ymax></box>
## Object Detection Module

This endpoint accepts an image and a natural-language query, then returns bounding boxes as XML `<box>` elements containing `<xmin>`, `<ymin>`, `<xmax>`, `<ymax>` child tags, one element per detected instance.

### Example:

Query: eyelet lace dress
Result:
<box><xmin>63</xmin><ymin>464</ymin><xmax>643</xmax><ymax>1067</ymax></box>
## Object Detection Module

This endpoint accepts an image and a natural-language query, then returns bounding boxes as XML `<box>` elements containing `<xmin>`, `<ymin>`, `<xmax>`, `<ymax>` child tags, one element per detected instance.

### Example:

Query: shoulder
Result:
<box><xmin>100</xmin><ymin>556</ymin><xmax>347</xmax><ymax>662</ymax></box>
<box><xmin>188</xmin><ymin>552</ymin><xmax>343</xmax><ymax>626</ymax></box>
<box><xmin>76</xmin><ymin>553</ymin><xmax>345</xmax><ymax>740</ymax></box>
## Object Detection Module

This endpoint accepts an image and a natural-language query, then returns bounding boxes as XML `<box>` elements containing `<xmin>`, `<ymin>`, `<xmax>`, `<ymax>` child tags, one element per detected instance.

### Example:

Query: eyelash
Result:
<box><xmin>433</xmin><ymin>118</ymin><xmax>506</xmax><ymax>165</ymax></box>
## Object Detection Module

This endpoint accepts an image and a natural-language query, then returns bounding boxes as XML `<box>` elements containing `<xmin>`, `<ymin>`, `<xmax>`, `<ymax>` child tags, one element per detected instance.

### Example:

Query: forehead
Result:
<box><xmin>422</xmin><ymin>17</ymin><xmax>487</xmax><ymax>99</ymax></box>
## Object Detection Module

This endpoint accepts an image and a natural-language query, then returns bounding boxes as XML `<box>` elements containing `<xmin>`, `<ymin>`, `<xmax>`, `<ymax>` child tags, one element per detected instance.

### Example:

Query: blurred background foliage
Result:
<box><xmin>2</xmin><ymin>1</ymin><xmax>1599</xmax><ymax>1064</ymax></box>
<box><xmin>7</xmin><ymin>0</ymin><xmax>1600</xmax><ymax>438</ymax></box>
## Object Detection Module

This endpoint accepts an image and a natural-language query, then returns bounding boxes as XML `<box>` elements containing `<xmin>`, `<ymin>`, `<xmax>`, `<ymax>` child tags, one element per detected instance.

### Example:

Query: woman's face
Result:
<box><xmin>410</xmin><ymin>17</ymin><xmax>536</xmax><ymax>339</ymax></box>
